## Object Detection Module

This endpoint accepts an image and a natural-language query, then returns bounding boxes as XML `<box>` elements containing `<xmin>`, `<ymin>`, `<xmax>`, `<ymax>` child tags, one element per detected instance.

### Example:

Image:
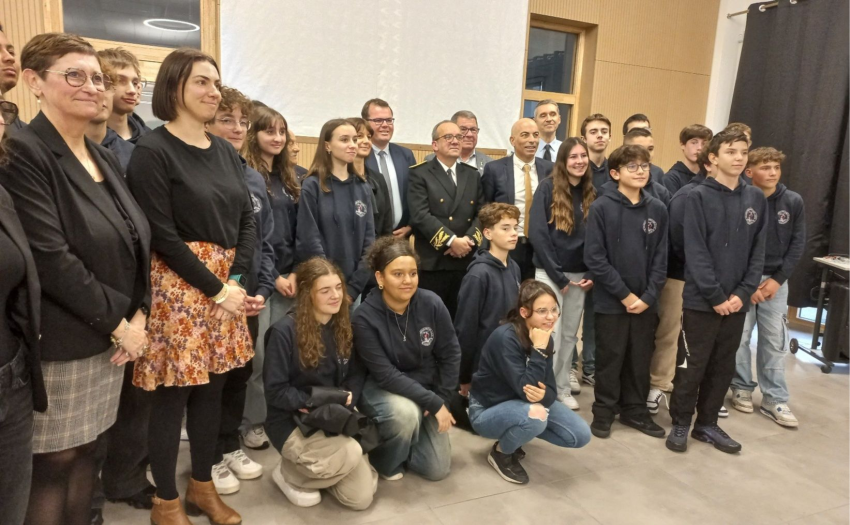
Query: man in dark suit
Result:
<box><xmin>425</xmin><ymin>110</ymin><xmax>494</xmax><ymax>175</ymax></box>
<box><xmin>481</xmin><ymin>118</ymin><xmax>554</xmax><ymax>280</ymax></box>
<box><xmin>409</xmin><ymin>120</ymin><xmax>484</xmax><ymax>318</ymax></box>
<box><xmin>362</xmin><ymin>98</ymin><xmax>417</xmax><ymax>238</ymax></box>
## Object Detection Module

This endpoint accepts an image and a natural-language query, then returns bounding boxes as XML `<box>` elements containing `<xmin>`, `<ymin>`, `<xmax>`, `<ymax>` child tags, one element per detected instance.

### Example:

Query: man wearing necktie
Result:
<box><xmin>408</xmin><ymin>120</ymin><xmax>484</xmax><ymax>318</ymax></box>
<box><xmin>534</xmin><ymin>100</ymin><xmax>563</xmax><ymax>161</ymax></box>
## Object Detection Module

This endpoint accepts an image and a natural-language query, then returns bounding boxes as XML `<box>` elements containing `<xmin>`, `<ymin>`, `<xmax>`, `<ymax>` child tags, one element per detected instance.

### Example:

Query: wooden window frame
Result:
<box><xmin>521</xmin><ymin>18</ymin><xmax>585</xmax><ymax>136</ymax></box>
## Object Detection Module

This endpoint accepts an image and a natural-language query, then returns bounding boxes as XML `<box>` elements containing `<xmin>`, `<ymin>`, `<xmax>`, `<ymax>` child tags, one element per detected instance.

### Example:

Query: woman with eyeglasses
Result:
<box><xmin>126</xmin><ymin>48</ymin><xmax>254</xmax><ymax>525</ymax></box>
<box><xmin>469</xmin><ymin>280</ymin><xmax>591</xmax><ymax>485</ymax></box>
<box><xmin>0</xmin><ymin>34</ymin><xmax>151</xmax><ymax>525</ymax></box>
<box><xmin>349</xmin><ymin>117</ymin><xmax>393</xmax><ymax>237</ymax></box>
<box><xmin>528</xmin><ymin>137</ymin><xmax>597</xmax><ymax>411</ymax></box>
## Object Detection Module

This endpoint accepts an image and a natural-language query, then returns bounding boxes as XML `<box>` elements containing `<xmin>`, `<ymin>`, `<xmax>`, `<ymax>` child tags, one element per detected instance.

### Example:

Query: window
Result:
<box><xmin>522</xmin><ymin>22</ymin><xmax>584</xmax><ymax>139</ymax></box>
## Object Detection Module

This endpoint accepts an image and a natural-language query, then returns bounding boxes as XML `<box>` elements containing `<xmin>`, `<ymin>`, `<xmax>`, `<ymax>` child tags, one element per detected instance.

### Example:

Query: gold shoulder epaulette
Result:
<box><xmin>410</xmin><ymin>160</ymin><xmax>428</xmax><ymax>169</ymax></box>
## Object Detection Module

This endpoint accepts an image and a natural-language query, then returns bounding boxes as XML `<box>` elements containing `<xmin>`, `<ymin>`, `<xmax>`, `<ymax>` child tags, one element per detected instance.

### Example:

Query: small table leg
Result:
<box><xmin>810</xmin><ymin>267</ymin><xmax>830</xmax><ymax>350</ymax></box>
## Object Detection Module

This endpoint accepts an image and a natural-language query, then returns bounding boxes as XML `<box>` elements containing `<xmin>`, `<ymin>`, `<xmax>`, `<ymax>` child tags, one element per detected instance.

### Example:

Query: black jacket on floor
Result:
<box><xmin>682</xmin><ymin>177</ymin><xmax>767</xmax><ymax>312</ymax></box>
<box><xmin>352</xmin><ymin>288</ymin><xmax>460</xmax><ymax>415</ymax></box>
<box><xmin>667</xmin><ymin>174</ymin><xmax>706</xmax><ymax>281</ymax></box>
<box><xmin>763</xmin><ymin>183</ymin><xmax>806</xmax><ymax>285</ymax></box>
<box><xmin>454</xmin><ymin>250</ymin><xmax>521</xmax><ymax>384</ymax></box>
<box><xmin>584</xmin><ymin>190</ymin><xmax>668</xmax><ymax>314</ymax></box>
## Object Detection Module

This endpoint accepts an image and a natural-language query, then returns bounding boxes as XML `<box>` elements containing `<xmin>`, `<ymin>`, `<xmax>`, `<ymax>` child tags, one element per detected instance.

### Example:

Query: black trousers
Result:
<box><xmin>592</xmin><ymin>312</ymin><xmax>658</xmax><ymax>422</ymax></box>
<box><xmin>148</xmin><ymin>373</ymin><xmax>227</xmax><ymax>500</ymax></box>
<box><xmin>0</xmin><ymin>348</ymin><xmax>34</xmax><ymax>525</ymax></box>
<box><xmin>510</xmin><ymin>237</ymin><xmax>536</xmax><ymax>282</ymax></box>
<box><xmin>418</xmin><ymin>270</ymin><xmax>466</xmax><ymax>319</ymax></box>
<box><xmin>214</xmin><ymin>315</ymin><xmax>257</xmax><ymax>463</ymax></box>
<box><xmin>669</xmin><ymin>309</ymin><xmax>747</xmax><ymax>427</ymax></box>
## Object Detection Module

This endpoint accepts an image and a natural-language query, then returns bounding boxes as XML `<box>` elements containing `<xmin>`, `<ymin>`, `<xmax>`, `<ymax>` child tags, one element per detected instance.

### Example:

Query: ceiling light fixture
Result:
<box><xmin>143</xmin><ymin>18</ymin><xmax>200</xmax><ymax>32</ymax></box>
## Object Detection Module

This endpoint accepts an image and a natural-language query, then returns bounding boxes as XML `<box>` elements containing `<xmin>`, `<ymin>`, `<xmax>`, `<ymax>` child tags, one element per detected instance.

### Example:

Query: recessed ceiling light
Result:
<box><xmin>143</xmin><ymin>18</ymin><xmax>200</xmax><ymax>32</ymax></box>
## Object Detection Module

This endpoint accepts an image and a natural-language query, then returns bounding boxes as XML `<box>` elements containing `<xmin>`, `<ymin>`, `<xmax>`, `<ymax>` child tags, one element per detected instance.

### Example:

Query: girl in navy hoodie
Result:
<box><xmin>528</xmin><ymin>137</ymin><xmax>596</xmax><ymax>411</ymax></box>
<box><xmin>353</xmin><ymin>236</ymin><xmax>460</xmax><ymax>481</ymax></box>
<box><xmin>297</xmin><ymin>119</ymin><xmax>375</xmax><ymax>302</ymax></box>
<box><xmin>470</xmin><ymin>280</ymin><xmax>591</xmax><ymax>484</ymax></box>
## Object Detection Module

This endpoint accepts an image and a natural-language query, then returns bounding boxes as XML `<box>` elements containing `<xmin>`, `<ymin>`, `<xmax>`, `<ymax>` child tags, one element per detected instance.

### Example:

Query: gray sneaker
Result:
<box><xmin>569</xmin><ymin>370</ymin><xmax>581</xmax><ymax>395</ymax></box>
<box><xmin>731</xmin><ymin>389</ymin><xmax>754</xmax><ymax>413</ymax></box>
<box><xmin>760</xmin><ymin>402</ymin><xmax>799</xmax><ymax>428</ymax></box>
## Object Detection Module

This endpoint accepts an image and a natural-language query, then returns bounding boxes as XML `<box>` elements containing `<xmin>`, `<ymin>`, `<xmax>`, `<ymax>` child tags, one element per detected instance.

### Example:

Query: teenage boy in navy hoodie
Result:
<box><xmin>667</xmin><ymin>130</ymin><xmax>766</xmax><ymax>455</ymax></box>
<box><xmin>731</xmin><ymin>147</ymin><xmax>805</xmax><ymax>428</ymax></box>
<box><xmin>663</xmin><ymin>124</ymin><xmax>713</xmax><ymax>194</ymax></box>
<box><xmin>584</xmin><ymin>144</ymin><xmax>668</xmax><ymax>439</ymax></box>
<box><xmin>455</xmin><ymin>203</ymin><xmax>522</xmax><ymax>396</ymax></box>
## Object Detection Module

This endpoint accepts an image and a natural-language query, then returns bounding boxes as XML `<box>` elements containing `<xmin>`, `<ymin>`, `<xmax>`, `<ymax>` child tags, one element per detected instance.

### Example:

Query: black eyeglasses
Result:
<box><xmin>624</xmin><ymin>163</ymin><xmax>650</xmax><ymax>173</ymax></box>
<box><xmin>215</xmin><ymin>117</ymin><xmax>252</xmax><ymax>130</ymax></box>
<box><xmin>43</xmin><ymin>68</ymin><xmax>112</xmax><ymax>91</ymax></box>
<box><xmin>366</xmin><ymin>118</ymin><xmax>395</xmax><ymax>125</ymax></box>
<box><xmin>438</xmin><ymin>134</ymin><xmax>464</xmax><ymax>143</ymax></box>
<box><xmin>114</xmin><ymin>75</ymin><xmax>147</xmax><ymax>91</ymax></box>
<box><xmin>459</xmin><ymin>126</ymin><xmax>480</xmax><ymax>135</ymax></box>
<box><xmin>0</xmin><ymin>100</ymin><xmax>19</xmax><ymax>126</ymax></box>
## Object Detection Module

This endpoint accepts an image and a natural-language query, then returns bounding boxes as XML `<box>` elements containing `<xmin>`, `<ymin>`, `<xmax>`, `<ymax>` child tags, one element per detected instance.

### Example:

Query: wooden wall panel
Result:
<box><xmin>0</xmin><ymin>0</ymin><xmax>44</xmax><ymax>122</ymax></box>
<box><xmin>659</xmin><ymin>71</ymin><xmax>711</xmax><ymax>167</ymax></box>
<box><xmin>667</xmin><ymin>0</ymin><xmax>720</xmax><ymax>75</ymax></box>
<box><xmin>596</xmin><ymin>0</ymin><xmax>679</xmax><ymax>71</ymax></box>
<box><xmin>529</xmin><ymin>0</ymin><xmax>599</xmax><ymax>24</ymax></box>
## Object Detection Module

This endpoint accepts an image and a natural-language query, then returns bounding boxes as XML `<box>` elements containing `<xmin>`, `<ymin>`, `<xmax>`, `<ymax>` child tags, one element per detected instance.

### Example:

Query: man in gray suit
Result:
<box><xmin>425</xmin><ymin>110</ymin><xmax>493</xmax><ymax>175</ymax></box>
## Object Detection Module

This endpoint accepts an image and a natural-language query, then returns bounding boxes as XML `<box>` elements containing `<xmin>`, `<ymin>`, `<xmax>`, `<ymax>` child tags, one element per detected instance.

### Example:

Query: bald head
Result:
<box><xmin>510</xmin><ymin>118</ymin><xmax>540</xmax><ymax>163</ymax></box>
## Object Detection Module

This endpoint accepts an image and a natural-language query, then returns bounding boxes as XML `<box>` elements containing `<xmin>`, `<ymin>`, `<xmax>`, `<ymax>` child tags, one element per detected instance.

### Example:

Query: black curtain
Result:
<box><xmin>729</xmin><ymin>0</ymin><xmax>849</xmax><ymax>307</ymax></box>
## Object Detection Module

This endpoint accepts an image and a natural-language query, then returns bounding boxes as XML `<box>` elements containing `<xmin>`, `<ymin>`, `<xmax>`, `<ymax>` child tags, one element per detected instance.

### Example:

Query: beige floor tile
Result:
<box><xmin>787</xmin><ymin>504</ymin><xmax>850</xmax><ymax>525</ymax></box>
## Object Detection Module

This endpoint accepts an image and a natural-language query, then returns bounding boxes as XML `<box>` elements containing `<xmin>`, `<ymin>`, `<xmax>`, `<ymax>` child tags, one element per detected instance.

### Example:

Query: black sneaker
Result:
<box><xmin>487</xmin><ymin>442</ymin><xmax>529</xmax><ymax>484</ymax></box>
<box><xmin>666</xmin><ymin>424</ymin><xmax>690</xmax><ymax>452</ymax></box>
<box><xmin>89</xmin><ymin>508</ymin><xmax>104</xmax><ymax>525</ymax></box>
<box><xmin>619</xmin><ymin>414</ymin><xmax>666</xmax><ymax>438</ymax></box>
<box><xmin>107</xmin><ymin>484</ymin><xmax>156</xmax><ymax>510</ymax></box>
<box><xmin>514</xmin><ymin>446</ymin><xmax>526</xmax><ymax>460</ymax></box>
<box><xmin>590</xmin><ymin>418</ymin><xmax>612</xmax><ymax>438</ymax></box>
<box><xmin>691</xmin><ymin>424</ymin><xmax>742</xmax><ymax>454</ymax></box>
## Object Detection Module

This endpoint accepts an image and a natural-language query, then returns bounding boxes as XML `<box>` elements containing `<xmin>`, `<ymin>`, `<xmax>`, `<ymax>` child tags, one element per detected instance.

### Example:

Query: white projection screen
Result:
<box><xmin>220</xmin><ymin>0</ymin><xmax>529</xmax><ymax>149</ymax></box>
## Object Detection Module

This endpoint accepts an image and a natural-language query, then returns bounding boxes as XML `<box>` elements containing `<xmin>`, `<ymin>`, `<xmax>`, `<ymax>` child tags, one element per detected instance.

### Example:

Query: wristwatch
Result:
<box><xmin>228</xmin><ymin>274</ymin><xmax>246</xmax><ymax>288</ymax></box>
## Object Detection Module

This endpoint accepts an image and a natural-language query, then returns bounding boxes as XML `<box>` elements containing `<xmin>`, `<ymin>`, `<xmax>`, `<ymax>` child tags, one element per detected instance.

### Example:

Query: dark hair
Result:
<box><xmin>624</xmin><ymin>127</ymin><xmax>653</xmax><ymax>141</ymax></box>
<box><xmin>21</xmin><ymin>33</ymin><xmax>97</xmax><ymax>78</ymax></box>
<box><xmin>451</xmin><ymin>110</ymin><xmax>477</xmax><ymax>124</ymax></box>
<box><xmin>550</xmin><ymin>137</ymin><xmax>596</xmax><ymax>233</ymax></box>
<box><xmin>747</xmin><ymin>146</ymin><xmax>785</xmax><ymax>168</ymax></box>
<box><xmin>724</xmin><ymin>122</ymin><xmax>752</xmax><ymax>136</ymax></box>
<box><xmin>580</xmin><ymin>113</ymin><xmax>612</xmax><ymax>137</ymax></box>
<box><xmin>505</xmin><ymin>280</ymin><xmax>559</xmax><ymax>350</ymax></box>
<box><xmin>361</xmin><ymin>98</ymin><xmax>392</xmax><ymax>119</ymax></box>
<box><xmin>622</xmin><ymin>113</ymin><xmax>650</xmax><ymax>135</ymax></box>
<box><xmin>697</xmin><ymin>146</ymin><xmax>712</xmax><ymax>170</ymax></box>
<box><xmin>293</xmin><ymin>257</ymin><xmax>352</xmax><ymax>369</ymax></box>
<box><xmin>306</xmin><ymin>118</ymin><xmax>365</xmax><ymax>192</ymax></box>
<box><xmin>706</xmin><ymin>130</ymin><xmax>750</xmax><ymax>157</ymax></box>
<box><xmin>347</xmin><ymin>117</ymin><xmax>373</xmax><ymax>138</ymax></box>
<box><xmin>608</xmin><ymin>144</ymin><xmax>651</xmax><ymax>171</ymax></box>
<box><xmin>367</xmin><ymin>235</ymin><xmax>420</xmax><ymax>272</ymax></box>
<box><xmin>431</xmin><ymin>119</ymin><xmax>455</xmax><ymax>141</ymax></box>
<box><xmin>244</xmin><ymin>105</ymin><xmax>300</xmax><ymax>201</ymax></box>
<box><xmin>679</xmin><ymin>124</ymin><xmax>713</xmax><ymax>145</ymax></box>
<box><xmin>152</xmin><ymin>47</ymin><xmax>219</xmax><ymax>122</ymax></box>
<box><xmin>478</xmin><ymin>202</ymin><xmax>520</xmax><ymax>230</ymax></box>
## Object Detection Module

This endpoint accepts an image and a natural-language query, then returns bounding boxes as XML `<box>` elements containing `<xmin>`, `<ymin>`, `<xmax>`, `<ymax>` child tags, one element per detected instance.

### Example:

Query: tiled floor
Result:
<box><xmin>105</xmin><ymin>330</ymin><xmax>850</xmax><ymax>525</ymax></box>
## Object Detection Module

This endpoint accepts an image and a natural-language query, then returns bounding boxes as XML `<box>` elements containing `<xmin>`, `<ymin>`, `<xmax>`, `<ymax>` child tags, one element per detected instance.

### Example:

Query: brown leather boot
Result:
<box><xmin>150</xmin><ymin>495</ymin><xmax>194</xmax><ymax>525</ymax></box>
<box><xmin>184</xmin><ymin>478</ymin><xmax>242</xmax><ymax>525</ymax></box>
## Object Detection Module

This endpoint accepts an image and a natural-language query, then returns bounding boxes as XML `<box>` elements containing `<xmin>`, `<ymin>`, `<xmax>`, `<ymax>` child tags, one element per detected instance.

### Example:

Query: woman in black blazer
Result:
<box><xmin>0</xmin><ymin>33</ymin><xmax>150</xmax><ymax>525</ymax></box>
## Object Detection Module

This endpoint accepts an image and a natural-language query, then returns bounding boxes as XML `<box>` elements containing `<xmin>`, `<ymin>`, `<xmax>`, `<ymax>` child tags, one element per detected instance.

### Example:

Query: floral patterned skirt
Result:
<box><xmin>133</xmin><ymin>242</ymin><xmax>253</xmax><ymax>390</ymax></box>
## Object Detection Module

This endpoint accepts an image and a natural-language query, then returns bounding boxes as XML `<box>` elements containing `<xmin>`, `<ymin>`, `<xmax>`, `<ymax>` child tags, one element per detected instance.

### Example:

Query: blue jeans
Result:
<box><xmin>357</xmin><ymin>379</ymin><xmax>451</xmax><ymax>481</ymax></box>
<box><xmin>732</xmin><ymin>279</ymin><xmax>790</xmax><ymax>404</ymax></box>
<box><xmin>574</xmin><ymin>289</ymin><xmax>596</xmax><ymax>376</ymax></box>
<box><xmin>0</xmin><ymin>345</ymin><xmax>34</xmax><ymax>525</ymax></box>
<box><xmin>468</xmin><ymin>395</ymin><xmax>591</xmax><ymax>454</ymax></box>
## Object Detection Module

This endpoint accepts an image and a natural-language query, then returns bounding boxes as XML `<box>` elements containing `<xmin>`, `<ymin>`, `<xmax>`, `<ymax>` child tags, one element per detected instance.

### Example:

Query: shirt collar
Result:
<box><xmin>437</xmin><ymin>158</ymin><xmax>458</xmax><ymax>174</ymax></box>
<box><xmin>372</xmin><ymin>144</ymin><xmax>390</xmax><ymax>155</ymax></box>
<box><xmin>513</xmin><ymin>154</ymin><xmax>535</xmax><ymax>171</ymax></box>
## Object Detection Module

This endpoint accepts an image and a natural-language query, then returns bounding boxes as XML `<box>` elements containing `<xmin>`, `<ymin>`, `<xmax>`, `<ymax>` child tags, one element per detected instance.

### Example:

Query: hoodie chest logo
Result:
<box><xmin>643</xmin><ymin>218</ymin><xmax>657</xmax><ymax>234</ymax></box>
<box><xmin>419</xmin><ymin>327</ymin><xmax>434</xmax><ymax>347</ymax></box>
<box><xmin>777</xmin><ymin>210</ymin><xmax>790</xmax><ymax>225</ymax></box>
<box><xmin>354</xmin><ymin>200</ymin><xmax>367</xmax><ymax>218</ymax></box>
<box><xmin>250</xmin><ymin>194</ymin><xmax>262</xmax><ymax>214</ymax></box>
<box><xmin>745</xmin><ymin>207</ymin><xmax>758</xmax><ymax>225</ymax></box>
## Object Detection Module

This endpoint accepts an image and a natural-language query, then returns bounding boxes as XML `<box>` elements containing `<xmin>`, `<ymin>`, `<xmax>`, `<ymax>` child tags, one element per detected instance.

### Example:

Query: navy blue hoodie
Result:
<box><xmin>267</xmin><ymin>169</ymin><xmax>299</xmax><ymax>278</ymax></box>
<box><xmin>263</xmin><ymin>315</ymin><xmax>365</xmax><ymax>451</ymax></box>
<box><xmin>352</xmin><ymin>288</ymin><xmax>460</xmax><ymax>415</ymax></box>
<box><xmin>471</xmin><ymin>324</ymin><xmax>557</xmax><ymax>409</ymax></box>
<box><xmin>590</xmin><ymin>158</ymin><xmax>610</xmax><ymax>190</ymax></box>
<box><xmin>682</xmin><ymin>177</ymin><xmax>767</xmax><ymax>312</ymax></box>
<box><xmin>101</xmin><ymin>128</ymin><xmax>135</xmax><ymax>170</ymax></box>
<box><xmin>240</xmin><ymin>157</ymin><xmax>276</xmax><ymax>299</ymax></box>
<box><xmin>667</xmin><ymin>174</ymin><xmax>706</xmax><ymax>281</ymax></box>
<box><xmin>584</xmin><ymin>190</ymin><xmax>668</xmax><ymax>314</ymax></box>
<box><xmin>763</xmin><ymin>183</ymin><xmax>806</xmax><ymax>285</ymax></box>
<box><xmin>454</xmin><ymin>250</ymin><xmax>521</xmax><ymax>384</ymax></box>
<box><xmin>126</xmin><ymin>112</ymin><xmax>152</xmax><ymax>145</ymax></box>
<box><xmin>663</xmin><ymin>160</ymin><xmax>701</xmax><ymax>195</ymax></box>
<box><xmin>296</xmin><ymin>174</ymin><xmax>375</xmax><ymax>298</ymax></box>
<box><xmin>599</xmin><ymin>168</ymin><xmax>672</xmax><ymax>206</ymax></box>
<box><xmin>529</xmin><ymin>176</ymin><xmax>593</xmax><ymax>289</ymax></box>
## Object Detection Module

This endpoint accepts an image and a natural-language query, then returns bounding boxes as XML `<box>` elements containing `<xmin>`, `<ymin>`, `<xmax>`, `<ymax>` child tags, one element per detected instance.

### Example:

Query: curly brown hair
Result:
<box><xmin>550</xmin><ymin>137</ymin><xmax>596</xmax><ymax>234</ymax></box>
<box><xmin>294</xmin><ymin>257</ymin><xmax>352</xmax><ymax>369</ymax></box>
<box><xmin>244</xmin><ymin>105</ymin><xmax>300</xmax><ymax>201</ymax></box>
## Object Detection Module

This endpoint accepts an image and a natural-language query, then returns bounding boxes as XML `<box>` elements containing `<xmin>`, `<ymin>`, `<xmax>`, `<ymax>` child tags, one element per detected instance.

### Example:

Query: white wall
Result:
<box><xmin>220</xmin><ymin>0</ymin><xmax>529</xmax><ymax>149</ymax></box>
<box><xmin>705</xmin><ymin>0</ymin><xmax>752</xmax><ymax>131</ymax></box>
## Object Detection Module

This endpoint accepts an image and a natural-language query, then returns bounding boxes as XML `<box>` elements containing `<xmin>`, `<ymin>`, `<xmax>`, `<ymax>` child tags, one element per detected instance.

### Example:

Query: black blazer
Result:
<box><xmin>481</xmin><ymin>155</ymin><xmax>554</xmax><ymax>204</ymax></box>
<box><xmin>0</xmin><ymin>185</ymin><xmax>46</xmax><ymax>411</ymax></box>
<box><xmin>407</xmin><ymin>158</ymin><xmax>484</xmax><ymax>272</ymax></box>
<box><xmin>365</xmin><ymin>166</ymin><xmax>394</xmax><ymax>237</ymax></box>
<box><xmin>365</xmin><ymin>142</ymin><xmax>416</xmax><ymax>227</ymax></box>
<box><xmin>0</xmin><ymin>113</ymin><xmax>151</xmax><ymax>362</ymax></box>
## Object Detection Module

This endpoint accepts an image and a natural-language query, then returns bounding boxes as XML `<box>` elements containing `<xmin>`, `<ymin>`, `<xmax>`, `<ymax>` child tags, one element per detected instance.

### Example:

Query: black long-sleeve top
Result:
<box><xmin>263</xmin><ymin>315</ymin><xmax>365</xmax><ymax>451</ymax></box>
<box><xmin>127</xmin><ymin>127</ymin><xmax>256</xmax><ymax>297</ymax></box>
<box><xmin>267</xmin><ymin>170</ymin><xmax>299</xmax><ymax>278</ymax></box>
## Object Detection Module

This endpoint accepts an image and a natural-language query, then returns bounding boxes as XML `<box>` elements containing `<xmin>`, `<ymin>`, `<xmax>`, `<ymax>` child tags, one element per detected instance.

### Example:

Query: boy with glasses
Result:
<box><xmin>100</xmin><ymin>47</ymin><xmax>151</xmax><ymax>144</ymax></box>
<box><xmin>584</xmin><ymin>145</ymin><xmax>668</xmax><ymax>440</ymax></box>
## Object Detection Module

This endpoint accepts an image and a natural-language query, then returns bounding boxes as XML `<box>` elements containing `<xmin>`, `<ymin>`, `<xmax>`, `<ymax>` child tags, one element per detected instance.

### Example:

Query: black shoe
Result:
<box><xmin>619</xmin><ymin>414</ymin><xmax>666</xmax><ymax>438</ymax></box>
<box><xmin>666</xmin><ymin>424</ymin><xmax>690</xmax><ymax>452</ymax></box>
<box><xmin>590</xmin><ymin>419</ymin><xmax>612</xmax><ymax>438</ymax></box>
<box><xmin>90</xmin><ymin>508</ymin><xmax>104</xmax><ymax>525</ymax></box>
<box><xmin>692</xmin><ymin>424</ymin><xmax>742</xmax><ymax>454</ymax></box>
<box><xmin>487</xmin><ymin>442</ymin><xmax>529</xmax><ymax>484</ymax></box>
<box><xmin>514</xmin><ymin>446</ymin><xmax>526</xmax><ymax>460</ymax></box>
<box><xmin>107</xmin><ymin>484</ymin><xmax>156</xmax><ymax>510</ymax></box>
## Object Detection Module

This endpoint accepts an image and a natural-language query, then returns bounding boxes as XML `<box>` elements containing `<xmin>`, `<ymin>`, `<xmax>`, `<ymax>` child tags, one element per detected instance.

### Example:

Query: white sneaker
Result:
<box><xmin>760</xmin><ymin>402</ymin><xmax>799</xmax><ymax>428</ymax></box>
<box><xmin>380</xmin><ymin>472</ymin><xmax>404</xmax><ymax>481</ymax></box>
<box><xmin>180</xmin><ymin>427</ymin><xmax>189</xmax><ymax>441</ymax></box>
<box><xmin>731</xmin><ymin>389</ymin><xmax>754</xmax><ymax>413</ymax></box>
<box><xmin>718</xmin><ymin>406</ymin><xmax>729</xmax><ymax>418</ymax></box>
<box><xmin>241</xmin><ymin>425</ymin><xmax>270</xmax><ymax>450</ymax></box>
<box><xmin>273</xmin><ymin>463</ymin><xmax>321</xmax><ymax>507</ymax></box>
<box><xmin>558</xmin><ymin>391</ymin><xmax>580</xmax><ymax>411</ymax></box>
<box><xmin>223</xmin><ymin>449</ymin><xmax>263</xmax><ymax>480</ymax></box>
<box><xmin>646</xmin><ymin>388</ymin><xmax>668</xmax><ymax>415</ymax></box>
<box><xmin>569</xmin><ymin>370</ymin><xmax>581</xmax><ymax>395</ymax></box>
<box><xmin>212</xmin><ymin>461</ymin><xmax>240</xmax><ymax>495</ymax></box>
